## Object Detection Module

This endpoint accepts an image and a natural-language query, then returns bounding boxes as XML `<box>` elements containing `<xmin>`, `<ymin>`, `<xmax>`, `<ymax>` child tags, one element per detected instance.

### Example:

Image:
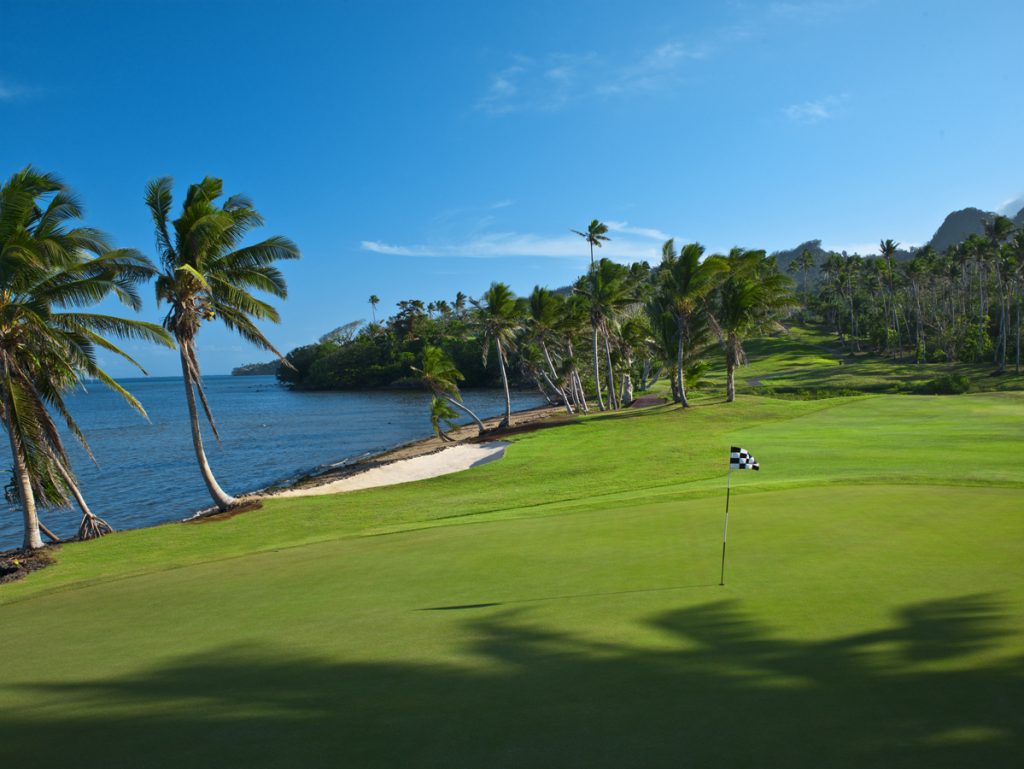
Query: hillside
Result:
<box><xmin>770</xmin><ymin>202</ymin><xmax>1024</xmax><ymax>281</ymax></box>
<box><xmin>926</xmin><ymin>205</ymin><xmax>1024</xmax><ymax>253</ymax></box>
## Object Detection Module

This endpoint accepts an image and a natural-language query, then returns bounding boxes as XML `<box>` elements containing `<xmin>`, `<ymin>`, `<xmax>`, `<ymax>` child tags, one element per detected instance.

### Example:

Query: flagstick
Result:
<box><xmin>720</xmin><ymin>466</ymin><xmax>732</xmax><ymax>586</ymax></box>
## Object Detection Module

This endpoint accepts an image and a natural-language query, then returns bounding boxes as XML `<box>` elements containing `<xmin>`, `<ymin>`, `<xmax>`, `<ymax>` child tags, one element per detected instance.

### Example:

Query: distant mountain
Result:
<box><xmin>770</xmin><ymin>202</ymin><xmax>1024</xmax><ymax>282</ymax></box>
<box><xmin>925</xmin><ymin>205</ymin><xmax>1024</xmax><ymax>253</ymax></box>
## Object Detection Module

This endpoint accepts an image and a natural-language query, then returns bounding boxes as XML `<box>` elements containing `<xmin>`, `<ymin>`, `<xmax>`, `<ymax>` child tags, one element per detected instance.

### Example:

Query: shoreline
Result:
<box><xmin>192</xmin><ymin>402</ymin><xmax>573</xmax><ymax>516</ymax></box>
<box><xmin>2</xmin><ymin>402</ymin><xmax>572</xmax><ymax>566</ymax></box>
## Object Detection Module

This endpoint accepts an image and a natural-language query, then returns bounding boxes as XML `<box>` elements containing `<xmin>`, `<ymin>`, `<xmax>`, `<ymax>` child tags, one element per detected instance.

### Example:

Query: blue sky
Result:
<box><xmin>2</xmin><ymin>0</ymin><xmax>1022</xmax><ymax>375</ymax></box>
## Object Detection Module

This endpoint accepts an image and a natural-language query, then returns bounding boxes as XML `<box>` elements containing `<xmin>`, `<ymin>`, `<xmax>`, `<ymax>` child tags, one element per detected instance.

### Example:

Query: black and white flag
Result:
<box><xmin>730</xmin><ymin>446</ymin><xmax>759</xmax><ymax>471</ymax></box>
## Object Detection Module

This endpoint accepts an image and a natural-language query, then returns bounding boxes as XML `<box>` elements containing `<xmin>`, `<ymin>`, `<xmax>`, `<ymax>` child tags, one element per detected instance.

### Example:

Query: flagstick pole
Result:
<box><xmin>720</xmin><ymin>466</ymin><xmax>732</xmax><ymax>586</ymax></box>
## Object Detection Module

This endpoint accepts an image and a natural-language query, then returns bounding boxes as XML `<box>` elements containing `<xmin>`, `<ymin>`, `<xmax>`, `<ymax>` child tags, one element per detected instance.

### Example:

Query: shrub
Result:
<box><xmin>917</xmin><ymin>374</ymin><xmax>972</xmax><ymax>395</ymax></box>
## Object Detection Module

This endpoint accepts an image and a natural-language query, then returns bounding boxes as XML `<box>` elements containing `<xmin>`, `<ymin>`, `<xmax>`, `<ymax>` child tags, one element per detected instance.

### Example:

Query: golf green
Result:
<box><xmin>2</xmin><ymin>393</ymin><xmax>1022</xmax><ymax>767</ymax></box>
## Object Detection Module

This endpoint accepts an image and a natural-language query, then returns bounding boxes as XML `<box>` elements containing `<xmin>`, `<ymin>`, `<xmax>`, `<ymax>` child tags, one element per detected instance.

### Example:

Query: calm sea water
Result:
<box><xmin>0</xmin><ymin>376</ymin><xmax>543</xmax><ymax>550</ymax></box>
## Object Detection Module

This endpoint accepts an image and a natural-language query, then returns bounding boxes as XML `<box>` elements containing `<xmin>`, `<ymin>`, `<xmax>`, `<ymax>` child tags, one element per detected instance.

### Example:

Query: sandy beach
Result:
<box><xmin>258</xmin><ymin>403</ymin><xmax>569</xmax><ymax>499</ymax></box>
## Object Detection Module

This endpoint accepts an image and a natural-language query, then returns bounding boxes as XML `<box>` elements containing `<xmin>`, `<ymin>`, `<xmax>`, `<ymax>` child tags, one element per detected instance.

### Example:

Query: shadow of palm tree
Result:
<box><xmin>3</xmin><ymin>595</ymin><xmax>1020</xmax><ymax>768</ymax></box>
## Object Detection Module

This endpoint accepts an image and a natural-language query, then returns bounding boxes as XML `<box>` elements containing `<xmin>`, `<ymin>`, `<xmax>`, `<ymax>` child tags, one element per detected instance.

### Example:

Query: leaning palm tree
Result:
<box><xmin>526</xmin><ymin>286</ymin><xmax>573</xmax><ymax>414</ymax></box>
<box><xmin>654</xmin><ymin>240</ymin><xmax>726</xmax><ymax>407</ymax></box>
<box><xmin>429</xmin><ymin>396</ymin><xmax>460</xmax><ymax>442</ymax></box>
<box><xmin>1</xmin><ymin>167</ymin><xmax>173</xmax><ymax>549</ymax></box>
<box><xmin>571</xmin><ymin>219</ymin><xmax>610</xmax><ymax>268</ymax></box>
<box><xmin>411</xmin><ymin>345</ymin><xmax>487</xmax><ymax>435</ymax></box>
<box><xmin>146</xmin><ymin>176</ymin><xmax>299</xmax><ymax>511</ymax></box>
<box><xmin>472</xmin><ymin>283</ymin><xmax>522</xmax><ymax>428</ymax></box>
<box><xmin>716</xmin><ymin>249</ymin><xmax>796</xmax><ymax>401</ymax></box>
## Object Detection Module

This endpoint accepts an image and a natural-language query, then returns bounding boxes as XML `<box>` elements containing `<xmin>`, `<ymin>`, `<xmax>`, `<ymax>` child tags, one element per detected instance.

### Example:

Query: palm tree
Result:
<box><xmin>879</xmin><ymin>239</ymin><xmax>902</xmax><ymax>358</ymax></box>
<box><xmin>571</xmin><ymin>219</ymin><xmax>610</xmax><ymax>268</ymax></box>
<box><xmin>526</xmin><ymin>286</ymin><xmax>573</xmax><ymax>414</ymax></box>
<box><xmin>654</xmin><ymin>241</ymin><xmax>726</xmax><ymax>407</ymax></box>
<box><xmin>787</xmin><ymin>248</ymin><xmax>815</xmax><ymax>319</ymax></box>
<box><xmin>146</xmin><ymin>176</ymin><xmax>299</xmax><ymax>511</ymax></box>
<box><xmin>716</xmin><ymin>250</ymin><xmax>795</xmax><ymax>401</ymax></box>
<box><xmin>0</xmin><ymin>167</ymin><xmax>173</xmax><ymax>549</ymax></box>
<box><xmin>411</xmin><ymin>345</ymin><xmax>487</xmax><ymax>435</ymax></box>
<box><xmin>369</xmin><ymin>294</ymin><xmax>380</xmax><ymax>322</ymax></box>
<box><xmin>472</xmin><ymin>283</ymin><xmax>521</xmax><ymax>428</ymax></box>
<box><xmin>429</xmin><ymin>396</ymin><xmax>459</xmax><ymax>442</ymax></box>
<box><xmin>575</xmin><ymin>259</ymin><xmax>633</xmax><ymax>410</ymax></box>
<box><xmin>983</xmin><ymin>216</ymin><xmax>1016</xmax><ymax>371</ymax></box>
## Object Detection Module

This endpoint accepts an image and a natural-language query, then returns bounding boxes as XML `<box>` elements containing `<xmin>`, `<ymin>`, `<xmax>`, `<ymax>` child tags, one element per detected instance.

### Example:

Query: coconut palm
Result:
<box><xmin>472</xmin><ymin>282</ymin><xmax>522</xmax><ymax>428</ymax></box>
<box><xmin>1</xmin><ymin>167</ymin><xmax>173</xmax><ymax>549</ymax></box>
<box><xmin>654</xmin><ymin>241</ymin><xmax>726</xmax><ymax>407</ymax></box>
<box><xmin>571</xmin><ymin>219</ymin><xmax>610</xmax><ymax>268</ymax></box>
<box><xmin>575</xmin><ymin>258</ymin><xmax>634</xmax><ymax>410</ymax></box>
<box><xmin>411</xmin><ymin>345</ymin><xmax>487</xmax><ymax>435</ymax></box>
<box><xmin>146</xmin><ymin>176</ymin><xmax>299</xmax><ymax>511</ymax></box>
<box><xmin>716</xmin><ymin>249</ymin><xmax>795</xmax><ymax>401</ymax></box>
<box><xmin>369</xmin><ymin>294</ymin><xmax>380</xmax><ymax>322</ymax></box>
<box><xmin>429</xmin><ymin>396</ymin><xmax>460</xmax><ymax>442</ymax></box>
<box><xmin>878</xmin><ymin>239</ymin><xmax>903</xmax><ymax>358</ymax></box>
<box><xmin>526</xmin><ymin>286</ymin><xmax>573</xmax><ymax>413</ymax></box>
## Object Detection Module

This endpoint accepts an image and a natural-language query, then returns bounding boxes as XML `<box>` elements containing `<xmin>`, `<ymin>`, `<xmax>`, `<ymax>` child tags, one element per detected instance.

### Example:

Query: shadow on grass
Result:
<box><xmin>3</xmin><ymin>595</ymin><xmax>1021</xmax><ymax>768</ymax></box>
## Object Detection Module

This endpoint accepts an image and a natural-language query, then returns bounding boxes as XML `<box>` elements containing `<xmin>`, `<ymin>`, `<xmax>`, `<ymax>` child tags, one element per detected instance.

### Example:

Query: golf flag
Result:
<box><xmin>721</xmin><ymin>446</ymin><xmax>760</xmax><ymax>585</ymax></box>
<box><xmin>729</xmin><ymin>446</ymin><xmax>759</xmax><ymax>471</ymax></box>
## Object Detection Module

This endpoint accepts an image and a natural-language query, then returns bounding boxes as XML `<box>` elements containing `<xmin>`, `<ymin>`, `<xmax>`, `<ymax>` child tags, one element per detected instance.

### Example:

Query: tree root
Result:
<box><xmin>78</xmin><ymin>512</ymin><xmax>114</xmax><ymax>541</ymax></box>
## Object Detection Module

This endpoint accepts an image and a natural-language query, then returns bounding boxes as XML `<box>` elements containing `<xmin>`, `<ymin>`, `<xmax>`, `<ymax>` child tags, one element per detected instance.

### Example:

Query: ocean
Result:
<box><xmin>0</xmin><ymin>376</ymin><xmax>543</xmax><ymax>550</ymax></box>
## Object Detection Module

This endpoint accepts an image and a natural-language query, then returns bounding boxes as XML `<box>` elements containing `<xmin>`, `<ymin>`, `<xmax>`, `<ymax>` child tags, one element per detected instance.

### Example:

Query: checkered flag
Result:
<box><xmin>730</xmin><ymin>446</ymin><xmax>759</xmax><ymax>471</ymax></box>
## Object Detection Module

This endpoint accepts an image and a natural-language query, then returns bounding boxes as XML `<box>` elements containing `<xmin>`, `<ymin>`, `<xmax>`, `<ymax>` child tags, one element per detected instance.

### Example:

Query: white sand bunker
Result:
<box><xmin>277</xmin><ymin>441</ymin><xmax>510</xmax><ymax>498</ymax></box>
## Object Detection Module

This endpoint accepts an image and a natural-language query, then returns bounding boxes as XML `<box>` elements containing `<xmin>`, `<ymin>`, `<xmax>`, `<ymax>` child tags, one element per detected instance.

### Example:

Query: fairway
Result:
<box><xmin>2</xmin><ymin>394</ymin><xmax>1023</xmax><ymax>768</ymax></box>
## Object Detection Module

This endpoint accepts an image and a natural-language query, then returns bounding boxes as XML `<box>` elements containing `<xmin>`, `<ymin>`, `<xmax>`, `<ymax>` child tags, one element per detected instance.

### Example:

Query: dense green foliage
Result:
<box><xmin>278</xmin><ymin>228</ymin><xmax>795</xmax><ymax>418</ymax></box>
<box><xmin>801</xmin><ymin>220</ymin><xmax>1024</xmax><ymax>371</ymax></box>
<box><xmin>231</xmin><ymin>361</ymin><xmax>279</xmax><ymax>376</ymax></box>
<box><xmin>0</xmin><ymin>168</ymin><xmax>172</xmax><ymax>549</ymax></box>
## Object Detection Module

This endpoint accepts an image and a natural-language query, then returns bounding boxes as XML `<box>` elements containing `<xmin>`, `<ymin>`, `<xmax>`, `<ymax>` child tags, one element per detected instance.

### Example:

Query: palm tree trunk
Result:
<box><xmin>179</xmin><ymin>340</ymin><xmax>237</xmax><ymax>510</ymax></box>
<box><xmin>1</xmin><ymin>372</ymin><xmax>43</xmax><ymax>550</ymax></box>
<box><xmin>540</xmin><ymin>341</ymin><xmax>573</xmax><ymax>414</ymax></box>
<box><xmin>63</xmin><ymin>471</ymin><xmax>113</xmax><ymax>540</ymax></box>
<box><xmin>43</xmin><ymin>448</ymin><xmax>114</xmax><ymax>539</ymax></box>
<box><xmin>566</xmin><ymin>341</ymin><xmax>588</xmax><ymax>413</ymax></box>
<box><xmin>602</xmin><ymin>328</ymin><xmax>618</xmax><ymax>409</ymax></box>
<box><xmin>676</xmin><ymin>319</ymin><xmax>689</xmax><ymax>407</ymax></box>
<box><xmin>726</xmin><ymin>336</ymin><xmax>737</xmax><ymax>403</ymax></box>
<box><xmin>495</xmin><ymin>338</ymin><xmax>512</xmax><ymax>428</ymax></box>
<box><xmin>620</xmin><ymin>372</ymin><xmax>633</xmax><ymax>406</ymax></box>
<box><xmin>572</xmin><ymin>368</ymin><xmax>588</xmax><ymax>413</ymax></box>
<box><xmin>7</xmin><ymin>422</ymin><xmax>42</xmax><ymax>550</ymax></box>
<box><xmin>439</xmin><ymin>394</ymin><xmax>486</xmax><ymax>435</ymax></box>
<box><xmin>591</xmin><ymin>325</ymin><xmax>605</xmax><ymax>410</ymax></box>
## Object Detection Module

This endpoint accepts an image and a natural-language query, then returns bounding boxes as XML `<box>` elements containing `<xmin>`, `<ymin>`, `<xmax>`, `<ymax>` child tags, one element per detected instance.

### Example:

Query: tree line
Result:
<box><xmin>799</xmin><ymin>217</ymin><xmax>1023</xmax><ymax>372</ymax></box>
<box><xmin>282</xmin><ymin>220</ymin><xmax>795</xmax><ymax>441</ymax></box>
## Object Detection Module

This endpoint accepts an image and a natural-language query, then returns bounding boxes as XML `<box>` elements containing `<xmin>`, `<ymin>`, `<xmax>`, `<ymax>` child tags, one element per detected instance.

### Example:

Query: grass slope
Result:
<box><xmin>1</xmin><ymin>387</ymin><xmax>1022</xmax><ymax>767</ymax></box>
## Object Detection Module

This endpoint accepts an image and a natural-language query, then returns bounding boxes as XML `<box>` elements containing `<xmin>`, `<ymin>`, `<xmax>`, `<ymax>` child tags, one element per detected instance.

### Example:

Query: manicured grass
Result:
<box><xmin>734</xmin><ymin>325</ymin><xmax>1024</xmax><ymax>394</ymax></box>
<box><xmin>1</xmin><ymin>391</ymin><xmax>1022</xmax><ymax>767</ymax></box>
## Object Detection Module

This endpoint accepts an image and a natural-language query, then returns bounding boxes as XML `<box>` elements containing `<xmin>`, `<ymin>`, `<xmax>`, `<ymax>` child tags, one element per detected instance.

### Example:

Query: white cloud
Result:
<box><xmin>476</xmin><ymin>40</ymin><xmax>707</xmax><ymax>114</ymax></box>
<box><xmin>476</xmin><ymin>55</ymin><xmax>590</xmax><ymax>115</ymax></box>
<box><xmin>605</xmin><ymin>220</ymin><xmax>672</xmax><ymax>241</ymax></box>
<box><xmin>783</xmin><ymin>94</ymin><xmax>848</xmax><ymax>123</ymax></box>
<box><xmin>597</xmin><ymin>42</ymin><xmax>706</xmax><ymax>95</ymax></box>
<box><xmin>0</xmin><ymin>78</ymin><xmax>26</xmax><ymax>101</ymax></box>
<box><xmin>361</xmin><ymin>225</ymin><xmax>671</xmax><ymax>262</ymax></box>
<box><xmin>997</xmin><ymin>194</ymin><xmax>1024</xmax><ymax>216</ymax></box>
